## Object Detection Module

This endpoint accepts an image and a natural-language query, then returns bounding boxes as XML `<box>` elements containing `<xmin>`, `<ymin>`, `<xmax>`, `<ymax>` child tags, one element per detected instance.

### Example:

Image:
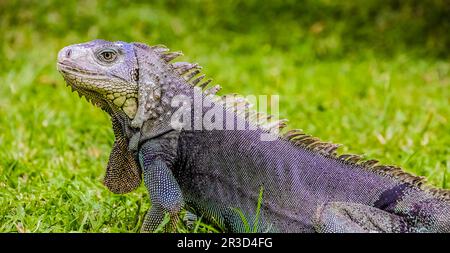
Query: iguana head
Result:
<box><xmin>57</xmin><ymin>39</ymin><xmax>139</xmax><ymax>118</ymax></box>
<box><xmin>57</xmin><ymin>39</ymin><xmax>153</xmax><ymax>194</ymax></box>
<box><xmin>57</xmin><ymin>40</ymin><xmax>188</xmax><ymax>194</ymax></box>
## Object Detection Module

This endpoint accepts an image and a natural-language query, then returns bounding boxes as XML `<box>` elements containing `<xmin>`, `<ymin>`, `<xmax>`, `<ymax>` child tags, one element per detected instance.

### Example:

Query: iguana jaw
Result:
<box><xmin>57</xmin><ymin>43</ymin><xmax>138</xmax><ymax>119</ymax></box>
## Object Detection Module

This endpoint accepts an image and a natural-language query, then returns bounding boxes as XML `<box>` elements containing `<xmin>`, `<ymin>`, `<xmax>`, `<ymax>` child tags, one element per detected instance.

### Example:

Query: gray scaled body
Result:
<box><xmin>57</xmin><ymin>40</ymin><xmax>450</xmax><ymax>233</ymax></box>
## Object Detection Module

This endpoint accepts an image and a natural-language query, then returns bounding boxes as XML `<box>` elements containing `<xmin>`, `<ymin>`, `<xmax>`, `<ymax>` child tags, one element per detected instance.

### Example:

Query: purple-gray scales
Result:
<box><xmin>57</xmin><ymin>40</ymin><xmax>450</xmax><ymax>232</ymax></box>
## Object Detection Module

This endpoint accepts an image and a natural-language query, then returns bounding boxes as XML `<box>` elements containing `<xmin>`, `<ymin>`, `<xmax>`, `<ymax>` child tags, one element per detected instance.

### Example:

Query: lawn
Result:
<box><xmin>0</xmin><ymin>0</ymin><xmax>448</xmax><ymax>232</ymax></box>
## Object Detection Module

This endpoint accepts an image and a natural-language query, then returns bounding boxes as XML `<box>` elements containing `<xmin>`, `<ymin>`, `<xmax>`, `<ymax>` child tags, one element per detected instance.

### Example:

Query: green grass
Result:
<box><xmin>0</xmin><ymin>1</ymin><xmax>448</xmax><ymax>232</ymax></box>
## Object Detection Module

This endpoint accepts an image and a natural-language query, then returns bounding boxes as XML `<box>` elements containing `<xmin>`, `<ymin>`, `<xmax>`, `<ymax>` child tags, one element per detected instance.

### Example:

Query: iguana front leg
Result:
<box><xmin>314</xmin><ymin>202</ymin><xmax>408</xmax><ymax>233</ymax></box>
<box><xmin>139</xmin><ymin>141</ymin><xmax>183</xmax><ymax>233</ymax></box>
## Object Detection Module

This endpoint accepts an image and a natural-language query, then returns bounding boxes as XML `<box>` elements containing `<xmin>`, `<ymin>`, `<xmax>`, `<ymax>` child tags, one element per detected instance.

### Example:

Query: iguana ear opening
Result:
<box><xmin>104</xmin><ymin>116</ymin><xmax>142</xmax><ymax>194</ymax></box>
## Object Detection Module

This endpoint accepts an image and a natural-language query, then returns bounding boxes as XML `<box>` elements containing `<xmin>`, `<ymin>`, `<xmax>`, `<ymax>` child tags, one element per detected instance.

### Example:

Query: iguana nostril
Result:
<box><xmin>65</xmin><ymin>49</ymin><xmax>72</xmax><ymax>58</ymax></box>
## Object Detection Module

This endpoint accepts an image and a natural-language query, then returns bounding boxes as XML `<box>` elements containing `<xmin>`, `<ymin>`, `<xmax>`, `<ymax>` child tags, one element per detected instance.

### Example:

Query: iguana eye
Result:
<box><xmin>97</xmin><ymin>49</ymin><xmax>117</xmax><ymax>63</ymax></box>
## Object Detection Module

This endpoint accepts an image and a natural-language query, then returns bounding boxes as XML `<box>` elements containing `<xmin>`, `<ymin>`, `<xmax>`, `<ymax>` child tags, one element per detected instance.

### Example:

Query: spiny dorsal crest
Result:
<box><xmin>145</xmin><ymin>45</ymin><xmax>217</xmax><ymax>94</ymax></box>
<box><xmin>156</xmin><ymin>45</ymin><xmax>289</xmax><ymax>132</ymax></box>
<box><xmin>216</xmin><ymin>93</ymin><xmax>288</xmax><ymax>132</ymax></box>
<box><xmin>283</xmin><ymin>127</ymin><xmax>450</xmax><ymax>200</ymax></box>
<box><xmin>149</xmin><ymin>43</ymin><xmax>450</xmax><ymax>201</ymax></box>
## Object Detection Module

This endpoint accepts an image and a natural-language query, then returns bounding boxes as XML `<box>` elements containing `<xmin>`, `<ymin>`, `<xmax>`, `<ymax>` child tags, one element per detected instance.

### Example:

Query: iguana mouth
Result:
<box><xmin>58</xmin><ymin>65</ymin><xmax>131</xmax><ymax>119</ymax></box>
<box><xmin>58</xmin><ymin>60</ymin><xmax>138</xmax><ymax>119</ymax></box>
<box><xmin>57</xmin><ymin>61</ymin><xmax>112</xmax><ymax>98</ymax></box>
<box><xmin>57</xmin><ymin>62</ymin><xmax>107</xmax><ymax>79</ymax></box>
<box><xmin>58</xmin><ymin>73</ymin><xmax>106</xmax><ymax>109</ymax></box>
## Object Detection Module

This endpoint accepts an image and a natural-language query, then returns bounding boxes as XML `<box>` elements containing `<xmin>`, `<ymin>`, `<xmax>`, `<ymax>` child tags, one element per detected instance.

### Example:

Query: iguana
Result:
<box><xmin>57</xmin><ymin>39</ymin><xmax>450</xmax><ymax>233</ymax></box>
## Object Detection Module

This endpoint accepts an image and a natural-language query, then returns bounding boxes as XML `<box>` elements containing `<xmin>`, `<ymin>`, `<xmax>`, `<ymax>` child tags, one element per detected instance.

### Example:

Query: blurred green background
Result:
<box><xmin>0</xmin><ymin>0</ymin><xmax>448</xmax><ymax>232</ymax></box>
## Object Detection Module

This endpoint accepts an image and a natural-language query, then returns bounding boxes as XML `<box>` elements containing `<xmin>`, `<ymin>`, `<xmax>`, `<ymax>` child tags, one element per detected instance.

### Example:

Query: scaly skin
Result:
<box><xmin>57</xmin><ymin>39</ymin><xmax>450</xmax><ymax>233</ymax></box>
